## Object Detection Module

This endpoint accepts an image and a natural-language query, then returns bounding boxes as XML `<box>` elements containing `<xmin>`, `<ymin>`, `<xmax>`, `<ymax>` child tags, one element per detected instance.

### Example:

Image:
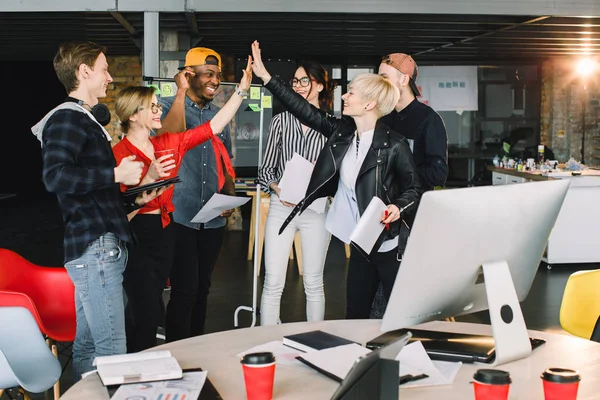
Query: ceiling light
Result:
<box><xmin>576</xmin><ymin>58</ymin><xmax>597</xmax><ymax>76</ymax></box>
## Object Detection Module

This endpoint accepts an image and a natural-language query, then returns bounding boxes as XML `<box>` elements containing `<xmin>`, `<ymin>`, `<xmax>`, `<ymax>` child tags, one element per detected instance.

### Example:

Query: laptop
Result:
<box><xmin>365</xmin><ymin>328</ymin><xmax>546</xmax><ymax>364</ymax></box>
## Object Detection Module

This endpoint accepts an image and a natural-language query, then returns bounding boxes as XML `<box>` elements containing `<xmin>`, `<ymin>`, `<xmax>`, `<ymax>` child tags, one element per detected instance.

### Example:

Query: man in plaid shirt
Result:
<box><xmin>35</xmin><ymin>41</ymin><xmax>150</xmax><ymax>380</ymax></box>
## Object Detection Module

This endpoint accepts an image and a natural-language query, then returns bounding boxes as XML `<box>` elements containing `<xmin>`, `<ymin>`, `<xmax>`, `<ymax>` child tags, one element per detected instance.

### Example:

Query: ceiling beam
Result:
<box><xmin>414</xmin><ymin>15</ymin><xmax>551</xmax><ymax>56</ymax></box>
<box><xmin>185</xmin><ymin>12</ymin><xmax>199</xmax><ymax>35</ymax></box>
<box><xmin>109</xmin><ymin>12</ymin><xmax>136</xmax><ymax>35</ymax></box>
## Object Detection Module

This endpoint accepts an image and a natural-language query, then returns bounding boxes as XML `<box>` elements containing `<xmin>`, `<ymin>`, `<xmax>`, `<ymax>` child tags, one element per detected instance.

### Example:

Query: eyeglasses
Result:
<box><xmin>289</xmin><ymin>77</ymin><xmax>313</xmax><ymax>87</ymax></box>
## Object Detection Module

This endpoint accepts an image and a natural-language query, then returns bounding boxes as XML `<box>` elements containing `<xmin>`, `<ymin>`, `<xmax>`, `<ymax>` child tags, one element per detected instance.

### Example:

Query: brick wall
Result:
<box><xmin>102</xmin><ymin>55</ymin><xmax>143</xmax><ymax>144</ymax></box>
<box><xmin>540</xmin><ymin>58</ymin><xmax>600</xmax><ymax>163</ymax></box>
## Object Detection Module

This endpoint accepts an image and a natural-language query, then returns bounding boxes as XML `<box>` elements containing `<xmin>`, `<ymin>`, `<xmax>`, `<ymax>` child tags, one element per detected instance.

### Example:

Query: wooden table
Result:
<box><xmin>62</xmin><ymin>320</ymin><xmax>600</xmax><ymax>400</ymax></box>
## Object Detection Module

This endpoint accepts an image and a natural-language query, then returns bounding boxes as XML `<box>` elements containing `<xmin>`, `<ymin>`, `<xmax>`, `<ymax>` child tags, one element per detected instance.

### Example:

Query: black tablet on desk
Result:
<box><xmin>366</xmin><ymin>328</ymin><xmax>546</xmax><ymax>364</ymax></box>
<box><xmin>123</xmin><ymin>176</ymin><xmax>181</xmax><ymax>197</ymax></box>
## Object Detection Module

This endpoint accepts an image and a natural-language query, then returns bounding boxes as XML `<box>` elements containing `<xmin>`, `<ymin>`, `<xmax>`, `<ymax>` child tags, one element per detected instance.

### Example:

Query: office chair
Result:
<box><xmin>0</xmin><ymin>249</ymin><xmax>76</xmax><ymax>399</ymax></box>
<box><xmin>559</xmin><ymin>269</ymin><xmax>600</xmax><ymax>341</ymax></box>
<box><xmin>0</xmin><ymin>307</ymin><xmax>62</xmax><ymax>399</ymax></box>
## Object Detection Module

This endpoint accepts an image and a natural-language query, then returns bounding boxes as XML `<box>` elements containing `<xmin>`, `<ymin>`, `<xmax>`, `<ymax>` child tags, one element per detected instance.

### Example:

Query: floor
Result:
<box><xmin>0</xmin><ymin>192</ymin><xmax>596</xmax><ymax>399</ymax></box>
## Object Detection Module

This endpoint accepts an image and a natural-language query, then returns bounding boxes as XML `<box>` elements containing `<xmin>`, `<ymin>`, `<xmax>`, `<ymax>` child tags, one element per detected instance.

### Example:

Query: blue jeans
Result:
<box><xmin>64</xmin><ymin>233</ymin><xmax>128</xmax><ymax>381</ymax></box>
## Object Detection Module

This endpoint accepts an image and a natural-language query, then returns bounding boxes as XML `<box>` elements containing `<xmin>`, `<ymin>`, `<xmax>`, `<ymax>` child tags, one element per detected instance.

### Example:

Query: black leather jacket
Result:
<box><xmin>265</xmin><ymin>76</ymin><xmax>422</xmax><ymax>255</ymax></box>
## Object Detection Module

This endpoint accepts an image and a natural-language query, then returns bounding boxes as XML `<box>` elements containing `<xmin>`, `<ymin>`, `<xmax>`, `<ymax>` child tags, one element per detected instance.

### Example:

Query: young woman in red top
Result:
<box><xmin>112</xmin><ymin>59</ymin><xmax>252</xmax><ymax>352</ymax></box>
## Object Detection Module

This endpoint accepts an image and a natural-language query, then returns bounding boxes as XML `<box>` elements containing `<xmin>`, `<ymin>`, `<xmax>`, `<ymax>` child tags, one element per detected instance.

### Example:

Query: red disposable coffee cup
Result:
<box><xmin>473</xmin><ymin>369</ymin><xmax>511</xmax><ymax>400</ymax></box>
<box><xmin>154</xmin><ymin>149</ymin><xmax>181</xmax><ymax>179</ymax></box>
<box><xmin>541</xmin><ymin>367</ymin><xmax>581</xmax><ymax>400</ymax></box>
<box><xmin>240</xmin><ymin>352</ymin><xmax>276</xmax><ymax>400</ymax></box>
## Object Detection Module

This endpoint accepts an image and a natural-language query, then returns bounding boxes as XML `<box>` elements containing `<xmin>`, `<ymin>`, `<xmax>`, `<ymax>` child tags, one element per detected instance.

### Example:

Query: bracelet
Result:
<box><xmin>235</xmin><ymin>85</ymin><xmax>249</xmax><ymax>97</ymax></box>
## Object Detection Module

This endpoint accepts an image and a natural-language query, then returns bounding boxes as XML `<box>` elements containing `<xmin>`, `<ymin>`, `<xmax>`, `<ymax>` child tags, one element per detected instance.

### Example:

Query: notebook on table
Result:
<box><xmin>282</xmin><ymin>330</ymin><xmax>358</xmax><ymax>353</ymax></box>
<box><xmin>365</xmin><ymin>328</ymin><xmax>546</xmax><ymax>364</ymax></box>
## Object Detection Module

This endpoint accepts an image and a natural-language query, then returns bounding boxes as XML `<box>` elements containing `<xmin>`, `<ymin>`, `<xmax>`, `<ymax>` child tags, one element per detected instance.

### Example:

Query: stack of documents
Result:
<box><xmin>94</xmin><ymin>350</ymin><xmax>182</xmax><ymax>386</ymax></box>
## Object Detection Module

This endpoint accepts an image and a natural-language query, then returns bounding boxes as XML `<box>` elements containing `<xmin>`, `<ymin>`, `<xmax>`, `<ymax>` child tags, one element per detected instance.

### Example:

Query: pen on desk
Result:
<box><xmin>399</xmin><ymin>373</ymin><xmax>429</xmax><ymax>385</ymax></box>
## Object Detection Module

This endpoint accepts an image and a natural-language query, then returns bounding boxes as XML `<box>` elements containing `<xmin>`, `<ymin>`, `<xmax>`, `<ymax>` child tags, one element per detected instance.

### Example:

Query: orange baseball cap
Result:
<box><xmin>179</xmin><ymin>47</ymin><xmax>221</xmax><ymax>70</ymax></box>
<box><xmin>381</xmin><ymin>53</ymin><xmax>421</xmax><ymax>97</ymax></box>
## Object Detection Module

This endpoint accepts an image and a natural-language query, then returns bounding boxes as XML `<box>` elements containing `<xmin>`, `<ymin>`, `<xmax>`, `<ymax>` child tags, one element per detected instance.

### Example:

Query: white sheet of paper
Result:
<box><xmin>190</xmin><ymin>194</ymin><xmax>251</xmax><ymax>223</ymax></box>
<box><xmin>396</xmin><ymin>341</ymin><xmax>461</xmax><ymax>388</ymax></box>
<box><xmin>236</xmin><ymin>340</ymin><xmax>311</xmax><ymax>368</ymax></box>
<box><xmin>349</xmin><ymin>196</ymin><xmax>387</xmax><ymax>254</ymax></box>
<box><xmin>325</xmin><ymin>189</ymin><xmax>356</xmax><ymax>244</ymax></box>
<box><xmin>110</xmin><ymin>371</ymin><xmax>207</xmax><ymax>400</ymax></box>
<box><xmin>296</xmin><ymin>343</ymin><xmax>372</xmax><ymax>381</ymax></box>
<box><xmin>279</xmin><ymin>153</ymin><xmax>314</xmax><ymax>204</ymax></box>
<box><xmin>278</xmin><ymin>153</ymin><xmax>327</xmax><ymax>214</ymax></box>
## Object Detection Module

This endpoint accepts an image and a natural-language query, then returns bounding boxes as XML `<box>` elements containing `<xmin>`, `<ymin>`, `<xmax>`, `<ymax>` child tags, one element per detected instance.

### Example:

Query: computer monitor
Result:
<box><xmin>381</xmin><ymin>179</ymin><xmax>570</xmax><ymax>366</ymax></box>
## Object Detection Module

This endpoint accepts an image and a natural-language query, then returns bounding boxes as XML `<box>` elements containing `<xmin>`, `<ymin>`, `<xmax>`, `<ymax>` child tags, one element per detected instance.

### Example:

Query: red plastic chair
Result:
<box><xmin>0</xmin><ymin>249</ymin><xmax>76</xmax><ymax>399</ymax></box>
<box><xmin>0</xmin><ymin>249</ymin><xmax>76</xmax><ymax>343</ymax></box>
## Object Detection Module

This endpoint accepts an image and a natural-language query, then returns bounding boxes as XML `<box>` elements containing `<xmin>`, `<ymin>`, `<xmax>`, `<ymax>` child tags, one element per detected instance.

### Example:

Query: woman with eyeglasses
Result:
<box><xmin>258</xmin><ymin>60</ymin><xmax>335</xmax><ymax>326</ymax></box>
<box><xmin>111</xmin><ymin>59</ymin><xmax>252</xmax><ymax>352</ymax></box>
<box><xmin>251</xmin><ymin>41</ymin><xmax>421</xmax><ymax>319</ymax></box>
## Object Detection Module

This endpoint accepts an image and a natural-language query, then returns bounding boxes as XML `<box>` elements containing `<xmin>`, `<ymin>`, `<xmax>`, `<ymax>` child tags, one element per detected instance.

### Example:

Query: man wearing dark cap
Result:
<box><xmin>379</xmin><ymin>53</ymin><xmax>448</xmax><ymax>192</ymax></box>
<box><xmin>158</xmin><ymin>47</ymin><xmax>236</xmax><ymax>341</ymax></box>
<box><xmin>371</xmin><ymin>53</ymin><xmax>449</xmax><ymax>319</ymax></box>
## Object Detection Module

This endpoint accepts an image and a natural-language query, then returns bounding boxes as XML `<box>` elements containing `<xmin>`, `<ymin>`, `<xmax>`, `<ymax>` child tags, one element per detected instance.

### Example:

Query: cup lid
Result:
<box><xmin>240</xmin><ymin>352</ymin><xmax>276</xmax><ymax>365</ymax></box>
<box><xmin>541</xmin><ymin>368</ymin><xmax>581</xmax><ymax>383</ymax></box>
<box><xmin>473</xmin><ymin>369</ymin><xmax>511</xmax><ymax>385</ymax></box>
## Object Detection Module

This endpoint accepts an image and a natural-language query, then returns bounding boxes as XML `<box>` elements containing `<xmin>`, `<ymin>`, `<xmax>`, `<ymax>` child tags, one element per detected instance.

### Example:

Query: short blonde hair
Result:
<box><xmin>115</xmin><ymin>86</ymin><xmax>154</xmax><ymax>133</ymax></box>
<box><xmin>349</xmin><ymin>73</ymin><xmax>400</xmax><ymax>117</ymax></box>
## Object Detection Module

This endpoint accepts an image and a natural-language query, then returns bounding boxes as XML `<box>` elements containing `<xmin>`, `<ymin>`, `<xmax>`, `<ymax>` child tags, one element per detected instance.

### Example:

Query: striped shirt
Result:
<box><xmin>258</xmin><ymin>111</ymin><xmax>327</xmax><ymax>194</ymax></box>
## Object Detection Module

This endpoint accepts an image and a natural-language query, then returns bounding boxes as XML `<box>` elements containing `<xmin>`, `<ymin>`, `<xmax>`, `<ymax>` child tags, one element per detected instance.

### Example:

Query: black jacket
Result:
<box><xmin>380</xmin><ymin>100</ymin><xmax>448</xmax><ymax>191</ymax></box>
<box><xmin>265</xmin><ymin>76</ymin><xmax>422</xmax><ymax>255</ymax></box>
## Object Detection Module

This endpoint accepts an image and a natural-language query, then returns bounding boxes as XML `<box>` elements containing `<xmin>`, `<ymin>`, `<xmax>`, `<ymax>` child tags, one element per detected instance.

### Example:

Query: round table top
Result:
<box><xmin>61</xmin><ymin>320</ymin><xmax>600</xmax><ymax>400</ymax></box>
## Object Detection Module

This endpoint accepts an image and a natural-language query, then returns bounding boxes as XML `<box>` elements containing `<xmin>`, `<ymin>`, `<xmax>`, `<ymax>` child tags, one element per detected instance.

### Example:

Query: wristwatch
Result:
<box><xmin>235</xmin><ymin>85</ymin><xmax>249</xmax><ymax>97</ymax></box>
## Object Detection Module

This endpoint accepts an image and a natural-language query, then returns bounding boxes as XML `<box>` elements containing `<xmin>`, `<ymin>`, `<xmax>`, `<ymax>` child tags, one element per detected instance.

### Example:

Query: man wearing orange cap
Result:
<box><xmin>158</xmin><ymin>47</ymin><xmax>238</xmax><ymax>340</ymax></box>
<box><xmin>378</xmin><ymin>53</ymin><xmax>448</xmax><ymax>192</ymax></box>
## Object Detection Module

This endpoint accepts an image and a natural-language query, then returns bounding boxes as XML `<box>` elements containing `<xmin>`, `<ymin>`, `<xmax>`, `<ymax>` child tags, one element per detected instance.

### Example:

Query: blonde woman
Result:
<box><xmin>111</xmin><ymin>59</ymin><xmax>252</xmax><ymax>352</ymax></box>
<box><xmin>251</xmin><ymin>41</ymin><xmax>421</xmax><ymax>319</ymax></box>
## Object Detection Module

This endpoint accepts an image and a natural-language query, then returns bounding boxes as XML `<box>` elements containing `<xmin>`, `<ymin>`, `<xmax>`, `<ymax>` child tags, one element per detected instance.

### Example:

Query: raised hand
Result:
<box><xmin>174</xmin><ymin>68</ymin><xmax>195</xmax><ymax>92</ymax></box>
<box><xmin>239</xmin><ymin>56</ymin><xmax>254</xmax><ymax>92</ymax></box>
<box><xmin>147</xmin><ymin>154</ymin><xmax>176</xmax><ymax>181</ymax></box>
<box><xmin>251</xmin><ymin>40</ymin><xmax>272</xmax><ymax>84</ymax></box>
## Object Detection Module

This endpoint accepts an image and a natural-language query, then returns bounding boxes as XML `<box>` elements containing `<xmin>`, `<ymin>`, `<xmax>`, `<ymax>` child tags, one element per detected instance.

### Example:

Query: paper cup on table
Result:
<box><xmin>472</xmin><ymin>369</ymin><xmax>511</xmax><ymax>400</ymax></box>
<box><xmin>541</xmin><ymin>367</ymin><xmax>581</xmax><ymax>400</ymax></box>
<box><xmin>240</xmin><ymin>352</ymin><xmax>276</xmax><ymax>400</ymax></box>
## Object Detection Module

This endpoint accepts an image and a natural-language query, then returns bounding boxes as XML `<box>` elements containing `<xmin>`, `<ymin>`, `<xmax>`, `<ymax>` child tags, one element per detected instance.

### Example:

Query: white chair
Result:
<box><xmin>0</xmin><ymin>306</ymin><xmax>62</xmax><ymax>398</ymax></box>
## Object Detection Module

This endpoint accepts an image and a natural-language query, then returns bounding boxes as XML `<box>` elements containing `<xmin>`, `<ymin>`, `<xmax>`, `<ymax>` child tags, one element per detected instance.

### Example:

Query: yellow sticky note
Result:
<box><xmin>160</xmin><ymin>83</ymin><xmax>174</xmax><ymax>97</ymax></box>
<box><xmin>261</xmin><ymin>95</ymin><xmax>272</xmax><ymax>109</ymax></box>
<box><xmin>250</xmin><ymin>87</ymin><xmax>260</xmax><ymax>100</ymax></box>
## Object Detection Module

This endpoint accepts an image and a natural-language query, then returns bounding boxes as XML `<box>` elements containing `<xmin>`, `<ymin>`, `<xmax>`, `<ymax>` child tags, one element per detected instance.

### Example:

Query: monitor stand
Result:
<box><xmin>481</xmin><ymin>260</ymin><xmax>532</xmax><ymax>366</ymax></box>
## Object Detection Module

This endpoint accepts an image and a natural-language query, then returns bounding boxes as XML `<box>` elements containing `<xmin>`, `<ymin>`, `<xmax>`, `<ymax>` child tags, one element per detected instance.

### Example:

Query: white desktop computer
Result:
<box><xmin>381</xmin><ymin>179</ymin><xmax>570</xmax><ymax>366</ymax></box>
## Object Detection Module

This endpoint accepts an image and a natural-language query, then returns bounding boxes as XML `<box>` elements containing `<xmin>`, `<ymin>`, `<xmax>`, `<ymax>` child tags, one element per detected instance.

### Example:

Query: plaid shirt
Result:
<box><xmin>41</xmin><ymin>108</ymin><xmax>134</xmax><ymax>263</ymax></box>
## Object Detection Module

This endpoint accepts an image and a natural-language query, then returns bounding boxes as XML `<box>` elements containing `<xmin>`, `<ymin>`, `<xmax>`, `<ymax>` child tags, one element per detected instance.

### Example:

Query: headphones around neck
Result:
<box><xmin>66</xmin><ymin>97</ymin><xmax>111</xmax><ymax>127</ymax></box>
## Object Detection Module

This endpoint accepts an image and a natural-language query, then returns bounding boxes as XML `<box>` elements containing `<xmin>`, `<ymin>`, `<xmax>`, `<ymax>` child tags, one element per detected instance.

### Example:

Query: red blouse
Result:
<box><xmin>113</xmin><ymin>123</ymin><xmax>214</xmax><ymax>227</ymax></box>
